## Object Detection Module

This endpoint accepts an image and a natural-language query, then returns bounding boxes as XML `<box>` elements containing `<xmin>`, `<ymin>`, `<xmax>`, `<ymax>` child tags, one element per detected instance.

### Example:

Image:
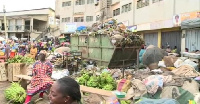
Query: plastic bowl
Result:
<box><xmin>115</xmin><ymin>92</ymin><xmax>126</xmax><ymax>98</ymax></box>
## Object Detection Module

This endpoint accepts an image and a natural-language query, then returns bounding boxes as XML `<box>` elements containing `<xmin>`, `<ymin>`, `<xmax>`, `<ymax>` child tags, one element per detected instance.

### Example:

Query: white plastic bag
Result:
<box><xmin>158</xmin><ymin>61</ymin><xmax>166</xmax><ymax>67</ymax></box>
<box><xmin>183</xmin><ymin>59</ymin><xmax>198</xmax><ymax>71</ymax></box>
<box><xmin>174</xmin><ymin>59</ymin><xmax>184</xmax><ymax>68</ymax></box>
<box><xmin>51</xmin><ymin>69</ymin><xmax>69</xmax><ymax>80</ymax></box>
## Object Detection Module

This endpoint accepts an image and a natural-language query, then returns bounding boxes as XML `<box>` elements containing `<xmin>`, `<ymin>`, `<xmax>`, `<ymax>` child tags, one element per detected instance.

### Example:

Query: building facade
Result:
<box><xmin>56</xmin><ymin>0</ymin><xmax>200</xmax><ymax>52</ymax></box>
<box><xmin>0</xmin><ymin>8</ymin><xmax>59</xmax><ymax>41</ymax></box>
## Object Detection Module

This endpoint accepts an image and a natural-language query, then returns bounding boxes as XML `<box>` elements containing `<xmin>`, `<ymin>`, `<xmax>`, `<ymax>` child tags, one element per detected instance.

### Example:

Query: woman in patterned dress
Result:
<box><xmin>24</xmin><ymin>50</ymin><xmax>53</xmax><ymax>104</ymax></box>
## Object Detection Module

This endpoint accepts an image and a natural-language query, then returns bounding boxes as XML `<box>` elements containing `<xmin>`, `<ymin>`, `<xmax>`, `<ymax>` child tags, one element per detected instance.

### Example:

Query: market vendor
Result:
<box><xmin>139</xmin><ymin>44</ymin><xmax>146</xmax><ymax>64</ymax></box>
<box><xmin>166</xmin><ymin>45</ymin><xmax>171</xmax><ymax>53</ymax></box>
<box><xmin>171</xmin><ymin>46</ymin><xmax>177</xmax><ymax>53</ymax></box>
<box><xmin>28</xmin><ymin>44</ymin><xmax>38</xmax><ymax>59</ymax></box>
<box><xmin>49</xmin><ymin>77</ymin><xmax>81</xmax><ymax>104</ymax></box>
<box><xmin>24</xmin><ymin>50</ymin><xmax>53</xmax><ymax>104</ymax></box>
<box><xmin>18</xmin><ymin>45</ymin><xmax>26</xmax><ymax>56</ymax></box>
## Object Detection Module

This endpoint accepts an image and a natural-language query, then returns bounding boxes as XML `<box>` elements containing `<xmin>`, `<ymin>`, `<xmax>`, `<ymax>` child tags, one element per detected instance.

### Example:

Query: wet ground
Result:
<box><xmin>0</xmin><ymin>81</ymin><xmax>49</xmax><ymax>104</ymax></box>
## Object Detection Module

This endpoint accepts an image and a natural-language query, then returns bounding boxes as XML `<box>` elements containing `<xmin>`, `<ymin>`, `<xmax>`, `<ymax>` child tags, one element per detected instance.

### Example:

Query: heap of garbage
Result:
<box><xmin>72</xmin><ymin>19</ymin><xmax>144</xmax><ymax>47</ymax></box>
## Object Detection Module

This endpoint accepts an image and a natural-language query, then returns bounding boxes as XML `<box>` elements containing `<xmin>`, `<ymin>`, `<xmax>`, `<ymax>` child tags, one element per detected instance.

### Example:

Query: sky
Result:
<box><xmin>0</xmin><ymin>0</ymin><xmax>55</xmax><ymax>12</ymax></box>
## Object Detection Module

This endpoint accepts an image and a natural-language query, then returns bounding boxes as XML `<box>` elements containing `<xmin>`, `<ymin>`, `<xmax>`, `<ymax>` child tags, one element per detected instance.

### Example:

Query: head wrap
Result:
<box><xmin>40</xmin><ymin>50</ymin><xmax>47</xmax><ymax>56</ymax></box>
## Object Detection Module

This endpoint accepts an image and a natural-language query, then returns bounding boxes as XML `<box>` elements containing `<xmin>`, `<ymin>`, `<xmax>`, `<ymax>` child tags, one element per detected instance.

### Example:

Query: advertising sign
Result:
<box><xmin>64</xmin><ymin>23</ymin><xmax>77</xmax><ymax>33</ymax></box>
<box><xmin>181</xmin><ymin>11</ymin><xmax>200</xmax><ymax>21</ymax></box>
<box><xmin>173</xmin><ymin>14</ymin><xmax>181</xmax><ymax>27</ymax></box>
<box><xmin>128</xmin><ymin>25</ymin><xmax>137</xmax><ymax>32</ymax></box>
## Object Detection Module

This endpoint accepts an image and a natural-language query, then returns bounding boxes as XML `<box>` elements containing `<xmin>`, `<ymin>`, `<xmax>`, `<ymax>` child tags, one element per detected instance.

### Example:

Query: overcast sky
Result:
<box><xmin>0</xmin><ymin>0</ymin><xmax>55</xmax><ymax>12</ymax></box>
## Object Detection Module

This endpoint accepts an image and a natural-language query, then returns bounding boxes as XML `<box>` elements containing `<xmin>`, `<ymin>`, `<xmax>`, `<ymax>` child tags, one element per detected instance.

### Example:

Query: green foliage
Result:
<box><xmin>4</xmin><ymin>82</ymin><xmax>26</xmax><ymax>103</ymax></box>
<box><xmin>7</xmin><ymin>55</ymin><xmax>34</xmax><ymax>64</ymax></box>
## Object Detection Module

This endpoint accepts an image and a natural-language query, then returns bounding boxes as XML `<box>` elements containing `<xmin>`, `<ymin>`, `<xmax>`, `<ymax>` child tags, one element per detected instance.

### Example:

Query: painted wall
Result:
<box><xmin>111</xmin><ymin>0</ymin><xmax>134</xmax><ymax>26</ymax></box>
<box><xmin>134</xmin><ymin>0</ymin><xmax>200</xmax><ymax>25</ymax></box>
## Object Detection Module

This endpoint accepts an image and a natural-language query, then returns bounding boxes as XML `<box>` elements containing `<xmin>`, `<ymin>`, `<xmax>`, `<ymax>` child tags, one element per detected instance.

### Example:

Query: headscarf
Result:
<box><xmin>40</xmin><ymin>50</ymin><xmax>47</xmax><ymax>56</ymax></box>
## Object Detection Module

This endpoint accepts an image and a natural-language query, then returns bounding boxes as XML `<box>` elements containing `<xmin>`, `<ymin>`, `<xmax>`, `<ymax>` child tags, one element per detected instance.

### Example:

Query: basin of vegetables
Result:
<box><xmin>76</xmin><ymin>70</ymin><xmax>117</xmax><ymax>91</ymax></box>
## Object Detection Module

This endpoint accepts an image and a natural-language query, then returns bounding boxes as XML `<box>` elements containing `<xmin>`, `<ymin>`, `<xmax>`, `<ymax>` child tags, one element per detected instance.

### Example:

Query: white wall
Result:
<box><xmin>134</xmin><ymin>0</ymin><xmax>174</xmax><ymax>25</ymax></box>
<box><xmin>175</xmin><ymin>0</ymin><xmax>200</xmax><ymax>14</ymax></box>
<box><xmin>134</xmin><ymin>0</ymin><xmax>200</xmax><ymax>25</ymax></box>
<box><xmin>112</xmin><ymin>0</ymin><xmax>134</xmax><ymax>26</ymax></box>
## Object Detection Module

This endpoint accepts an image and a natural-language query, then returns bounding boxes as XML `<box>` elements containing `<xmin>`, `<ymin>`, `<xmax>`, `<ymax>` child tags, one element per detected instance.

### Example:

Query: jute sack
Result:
<box><xmin>127</xmin><ymin>79</ymin><xmax>147</xmax><ymax>97</ymax></box>
<box><xmin>182</xmin><ymin>80</ymin><xmax>200</xmax><ymax>94</ymax></box>
<box><xmin>163</xmin><ymin>56</ymin><xmax>178</xmax><ymax>67</ymax></box>
<box><xmin>172</xmin><ymin>65</ymin><xmax>200</xmax><ymax>77</ymax></box>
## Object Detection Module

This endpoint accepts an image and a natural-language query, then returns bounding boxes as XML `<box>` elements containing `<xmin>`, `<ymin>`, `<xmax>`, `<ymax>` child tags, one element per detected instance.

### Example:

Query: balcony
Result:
<box><xmin>0</xmin><ymin>25</ymin><xmax>48</xmax><ymax>33</ymax></box>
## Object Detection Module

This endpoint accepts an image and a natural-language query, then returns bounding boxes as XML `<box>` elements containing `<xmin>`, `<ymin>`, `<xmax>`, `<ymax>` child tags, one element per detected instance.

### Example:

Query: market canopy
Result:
<box><xmin>181</xmin><ymin>18</ymin><xmax>200</xmax><ymax>29</ymax></box>
<box><xmin>54</xmin><ymin>47</ymin><xmax>70</xmax><ymax>54</ymax></box>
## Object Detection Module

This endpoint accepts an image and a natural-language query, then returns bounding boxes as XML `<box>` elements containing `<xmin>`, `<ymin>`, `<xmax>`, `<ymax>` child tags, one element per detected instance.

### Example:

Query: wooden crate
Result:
<box><xmin>8</xmin><ymin>63</ymin><xmax>27</xmax><ymax>82</ymax></box>
<box><xmin>0</xmin><ymin>63</ymin><xmax>7</xmax><ymax>81</ymax></box>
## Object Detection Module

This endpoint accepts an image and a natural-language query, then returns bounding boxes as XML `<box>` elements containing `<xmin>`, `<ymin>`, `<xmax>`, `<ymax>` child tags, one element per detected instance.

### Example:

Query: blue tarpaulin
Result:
<box><xmin>76</xmin><ymin>26</ymin><xmax>87</xmax><ymax>31</ymax></box>
<box><xmin>108</xmin><ymin>21</ymin><xmax>114</xmax><ymax>24</ymax></box>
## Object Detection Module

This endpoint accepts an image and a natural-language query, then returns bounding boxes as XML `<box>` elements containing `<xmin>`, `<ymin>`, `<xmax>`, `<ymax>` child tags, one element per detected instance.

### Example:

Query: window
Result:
<box><xmin>76</xmin><ymin>0</ymin><xmax>85</xmax><ymax>5</ymax></box>
<box><xmin>74</xmin><ymin>17</ymin><xmax>84</xmax><ymax>22</ymax></box>
<box><xmin>62</xmin><ymin>17</ymin><xmax>70</xmax><ymax>22</ymax></box>
<box><xmin>137</xmin><ymin>0</ymin><xmax>149</xmax><ymax>9</ymax></box>
<box><xmin>62</xmin><ymin>1</ymin><xmax>71</xmax><ymax>7</ymax></box>
<box><xmin>121</xmin><ymin>3</ymin><xmax>131</xmax><ymax>13</ymax></box>
<box><xmin>86</xmin><ymin>16</ymin><xmax>93</xmax><ymax>22</ymax></box>
<box><xmin>113</xmin><ymin>8</ymin><xmax>120</xmax><ymax>16</ymax></box>
<box><xmin>87</xmin><ymin>0</ymin><xmax>94</xmax><ymax>4</ymax></box>
<box><xmin>128</xmin><ymin>3</ymin><xmax>132</xmax><ymax>11</ymax></box>
<box><xmin>152</xmin><ymin>0</ymin><xmax>163</xmax><ymax>3</ymax></box>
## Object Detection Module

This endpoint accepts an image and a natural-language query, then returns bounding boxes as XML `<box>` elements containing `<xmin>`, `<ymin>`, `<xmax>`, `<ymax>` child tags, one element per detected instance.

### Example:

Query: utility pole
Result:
<box><xmin>3</xmin><ymin>5</ymin><xmax>8</xmax><ymax>41</ymax></box>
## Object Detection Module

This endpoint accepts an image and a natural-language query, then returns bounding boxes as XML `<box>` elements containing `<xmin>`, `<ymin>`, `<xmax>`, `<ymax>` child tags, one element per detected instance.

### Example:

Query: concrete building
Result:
<box><xmin>133</xmin><ymin>0</ymin><xmax>200</xmax><ymax>53</ymax></box>
<box><xmin>0</xmin><ymin>8</ymin><xmax>59</xmax><ymax>40</ymax></box>
<box><xmin>56</xmin><ymin>0</ymin><xmax>200</xmax><ymax>52</ymax></box>
<box><xmin>55</xmin><ymin>0</ymin><xmax>112</xmax><ymax>34</ymax></box>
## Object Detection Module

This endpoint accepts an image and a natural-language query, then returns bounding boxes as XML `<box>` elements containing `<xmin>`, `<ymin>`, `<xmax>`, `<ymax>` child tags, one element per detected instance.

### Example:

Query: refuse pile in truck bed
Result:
<box><xmin>70</xmin><ymin>19</ymin><xmax>144</xmax><ymax>68</ymax></box>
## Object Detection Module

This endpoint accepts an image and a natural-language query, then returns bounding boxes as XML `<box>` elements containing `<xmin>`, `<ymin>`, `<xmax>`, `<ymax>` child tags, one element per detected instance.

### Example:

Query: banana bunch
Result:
<box><xmin>4</xmin><ymin>82</ymin><xmax>26</xmax><ymax>103</ymax></box>
<box><xmin>120</xmin><ymin>100</ymin><xmax>132</xmax><ymax>104</ymax></box>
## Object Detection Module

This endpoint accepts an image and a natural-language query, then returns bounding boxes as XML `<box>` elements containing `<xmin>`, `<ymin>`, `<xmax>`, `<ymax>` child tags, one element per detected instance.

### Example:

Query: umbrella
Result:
<box><xmin>0</xmin><ymin>37</ymin><xmax>5</xmax><ymax>41</ymax></box>
<box><xmin>54</xmin><ymin>47</ymin><xmax>70</xmax><ymax>54</ymax></box>
<box><xmin>143</xmin><ymin>45</ymin><xmax>167</xmax><ymax>66</ymax></box>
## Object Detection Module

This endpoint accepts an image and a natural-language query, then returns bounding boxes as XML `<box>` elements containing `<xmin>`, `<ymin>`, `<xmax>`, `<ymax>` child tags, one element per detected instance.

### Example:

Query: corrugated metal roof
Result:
<box><xmin>181</xmin><ymin>18</ymin><xmax>200</xmax><ymax>29</ymax></box>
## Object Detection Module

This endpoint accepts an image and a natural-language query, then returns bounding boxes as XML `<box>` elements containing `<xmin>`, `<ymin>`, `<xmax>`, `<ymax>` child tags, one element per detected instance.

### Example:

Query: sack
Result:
<box><xmin>163</xmin><ymin>56</ymin><xmax>178</xmax><ymax>67</ymax></box>
<box><xmin>182</xmin><ymin>80</ymin><xmax>200</xmax><ymax>94</ymax></box>
<box><xmin>130</xmin><ymin>79</ymin><xmax>147</xmax><ymax>97</ymax></box>
<box><xmin>159</xmin><ymin>86</ymin><xmax>194</xmax><ymax>104</ymax></box>
<box><xmin>172</xmin><ymin>65</ymin><xmax>200</xmax><ymax>77</ymax></box>
<box><xmin>183</xmin><ymin>59</ymin><xmax>198</xmax><ymax>71</ymax></box>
